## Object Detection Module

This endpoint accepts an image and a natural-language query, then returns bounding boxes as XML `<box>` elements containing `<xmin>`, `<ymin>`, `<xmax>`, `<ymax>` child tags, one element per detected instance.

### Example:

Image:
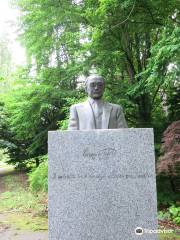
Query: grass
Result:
<box><xmin>159</xmin><ymin>232</ymin><xmax>180</xmax><ymax>239</ymax></box>
<box><xmin>3</xmin><ymin>174</ymin><xmax>27</xmax><ymax>189</ymax></box>
<box><xmin>0</xmin><ymin>211</ymin><xmax>47</xmax><ymax>231</ymax></box>
<box><xmin>7</xmin><ymin>212</ymin><xmax>47</xmax><ymax>231</ymax></box>
<box><xmin>0</xmin><ymin>190</ymin><xmax>47</xmax><ymax>214</ymax></box>
<box><xmin>0</xmin><ymin>173</ymin><xmax>48</xmax><ymax>231</ymax></box>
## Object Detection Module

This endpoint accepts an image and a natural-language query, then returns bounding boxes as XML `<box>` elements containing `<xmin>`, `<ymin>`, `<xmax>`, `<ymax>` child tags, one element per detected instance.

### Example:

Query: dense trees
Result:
<box><xmin>0</xmin><ymin>0</ymin><xmax>179</xmax><ymax>168</ymax></box>
<box><xmin>81</xmin><ymin>0</ymin><xmax>180</xmax><ymax>127</ymax></box>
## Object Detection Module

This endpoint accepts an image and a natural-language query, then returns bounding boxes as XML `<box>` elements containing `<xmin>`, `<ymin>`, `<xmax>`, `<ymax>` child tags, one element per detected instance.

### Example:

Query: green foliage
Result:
<box><xmin>14</xmin><ymin>0</ymin><xmax>83</xmax><ymax>69</ymax></box>
<box><xmin>158</xmin><ymin>191</ymin><xmax>180</xmax><ymax>208</ymax></box>
<box><xmin>29</xmin><ymin>159</ymin><xmax>48</xmax><ymax>192</ymax></box>
<box><xmin>158</xmin><ymin>210</ymin><xmax>171</xmax><ymax>221</ymax></box>
<box><xmin>82</xmin><ymin>0</ymin><xmax>180</xmax><ymax>127</ymax></box>
<box><xmin>167</xmin><ymin>85</ymin><xmax>180</xmax><ymax>123</ymax></box>
<box><xmin>58</xmin><ymin>119</ymin><xmax>69</xmax><ymax>130</ymax></box>
<box><xmin>158</xmin><ymin>205</ymin><xmax>180</xmax><ymax>225</ymax></box>
<box><xmin>2</xmin><ymin>66</ymin><xmax>85</xmax><ymax>166</ymax></box>
<box><xmin>169</xmin><ymin>205</ymin><xmax>180</xmax><ymax>225</ymax></box>
<box><xmin>0</xmin><ymin>148</ymin><xmax>10</xmax><ymax>162</ymax></box>
<box><xmin>1</xmin><ymin>0</ymin><xmax>87</xmax><ymax>167</ymax></box>
<box><xmin>143</xmin><ymin>27</ymin><xmax>180</xmax><ymax>88</ymax></box>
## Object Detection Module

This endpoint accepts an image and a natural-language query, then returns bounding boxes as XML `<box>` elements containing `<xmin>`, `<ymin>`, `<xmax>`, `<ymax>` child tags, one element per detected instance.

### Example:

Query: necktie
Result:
<box><xmin>93</xmin><ymin>101</ymin><xmax>104</xmax><ymax>117</ymax></box>
<box><xmin>92</xmin><ymin>101</ymin><xmax>103</xmax><ymax>129</ymax></box>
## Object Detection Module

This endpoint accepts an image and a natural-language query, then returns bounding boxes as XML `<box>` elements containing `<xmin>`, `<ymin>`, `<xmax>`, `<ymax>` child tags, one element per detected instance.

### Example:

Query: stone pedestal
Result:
<box><xmin>48</xmin><ymin>129</ymin><xmax>158</xmax><ymax>240</ymax></box>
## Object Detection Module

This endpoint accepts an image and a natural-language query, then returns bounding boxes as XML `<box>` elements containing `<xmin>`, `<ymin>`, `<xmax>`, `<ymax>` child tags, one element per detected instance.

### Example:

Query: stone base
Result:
<box><xmin>48</xmin><ymin>129</ymin><xmax>158</xmax><ymax>240</ymax></box>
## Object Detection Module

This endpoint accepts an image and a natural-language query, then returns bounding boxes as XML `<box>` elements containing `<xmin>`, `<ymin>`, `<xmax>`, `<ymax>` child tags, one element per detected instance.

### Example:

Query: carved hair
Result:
<box><xmin>85</xmin><ymin>74</ymin><xmax>105</xmax><ymax>87</ymax></box>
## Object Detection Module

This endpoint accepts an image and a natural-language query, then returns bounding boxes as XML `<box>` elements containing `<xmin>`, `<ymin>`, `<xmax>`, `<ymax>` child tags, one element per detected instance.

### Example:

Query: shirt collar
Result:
<box><xmin>88</xmin><ymin>97</ymin><xmax>104</xmax><ymax>105</ymax></box>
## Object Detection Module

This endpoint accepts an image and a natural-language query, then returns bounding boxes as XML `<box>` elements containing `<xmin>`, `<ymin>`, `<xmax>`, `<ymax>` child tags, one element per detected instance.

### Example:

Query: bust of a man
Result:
<box><xmin>68</xmin><ymin>74</ymin><xmax>128</xmax><ymax>130</ymax></box>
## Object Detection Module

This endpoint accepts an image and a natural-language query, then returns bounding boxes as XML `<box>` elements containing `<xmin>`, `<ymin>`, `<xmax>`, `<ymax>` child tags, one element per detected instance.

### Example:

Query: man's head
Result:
<box><xmin>85</xmin><ymin>74</ymin><xmax>105</xmax><ymax>99</ymax></box>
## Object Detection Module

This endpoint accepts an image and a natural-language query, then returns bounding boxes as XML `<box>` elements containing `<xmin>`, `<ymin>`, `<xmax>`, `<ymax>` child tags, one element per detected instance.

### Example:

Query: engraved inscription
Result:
<box><xmin>83</xmin><ymin>147</ymin><xmax>117</xmax><ymax>160</ymax></box>
<box><xmin>51</xmin><ymin>173</ymin><xmax>154</xmax><ymax>180</ymax></box>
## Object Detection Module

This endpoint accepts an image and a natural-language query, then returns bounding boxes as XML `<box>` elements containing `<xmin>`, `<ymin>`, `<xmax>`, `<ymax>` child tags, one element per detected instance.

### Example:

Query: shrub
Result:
<box><xmin>157</xmin><ymin>175</ymin><xmax>180</xmax><ymax>209</ymax></box>
<box><xmin>169</xmin><ymin>205</ymin><xmax>180</xmax><ymax>225</ymax></box>
<box><xmin>158</xmin><ymin>204</ymin><xmax>180</xmax><ymax>225</ymax></box>
<box><xmin>157</xmin><ymin>120</ymin><xmax>180</xmax><ymax>176</ymax></box>
<box><xmin>29</xmin><ymin>160</ymin><xmax>48</xmax><ymax>192</ymax></box>
<box><xmin>157</xmin><ymin>121</ymin><xmax>180</xmax><ymax>193</ymax></box>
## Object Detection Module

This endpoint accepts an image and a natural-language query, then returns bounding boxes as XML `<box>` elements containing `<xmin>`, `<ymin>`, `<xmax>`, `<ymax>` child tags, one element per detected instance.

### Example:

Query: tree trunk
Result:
<box><xmin>35</xmin><ymin>157</ymin><xmax>40</xmax><ymax>167</ymax></box>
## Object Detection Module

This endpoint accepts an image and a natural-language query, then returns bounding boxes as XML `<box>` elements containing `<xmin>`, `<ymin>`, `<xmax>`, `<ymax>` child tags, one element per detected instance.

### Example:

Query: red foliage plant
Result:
<box><xmin>157</xmin><ymin>120</ymin><xmax>180</xmax><ymax>176</ymax></box>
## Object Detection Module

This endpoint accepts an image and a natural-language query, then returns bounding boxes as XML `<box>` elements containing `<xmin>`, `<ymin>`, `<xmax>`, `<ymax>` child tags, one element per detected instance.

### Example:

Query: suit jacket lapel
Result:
<box><xmin>84</xmin><ymin>100</ymin><xmax>96</xmax><ymax>129</ymax></box>
<box><xmin>102</xmin><ymin>102</ymin><xmax>112</xmax><ymax>129</ymax></box>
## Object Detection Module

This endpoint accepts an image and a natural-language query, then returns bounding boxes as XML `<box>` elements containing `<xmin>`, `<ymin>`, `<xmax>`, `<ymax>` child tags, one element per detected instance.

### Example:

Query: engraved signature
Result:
<box><xmin>83</xmin><ymin>147</ymin><xmax>117</xmax><ymax>159</ymax></box>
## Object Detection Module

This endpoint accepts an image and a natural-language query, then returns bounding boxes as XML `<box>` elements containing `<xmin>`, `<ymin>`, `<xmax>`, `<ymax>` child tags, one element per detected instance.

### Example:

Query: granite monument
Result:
<box><xmin>49</xmin><ymin>74</ymin><xmax>157</xmax><ymax>240</ymax></box>
<box><xmin>48</xmin><ymin>129</ymin><xmax>158</xmax><ymax>240</ymax></box>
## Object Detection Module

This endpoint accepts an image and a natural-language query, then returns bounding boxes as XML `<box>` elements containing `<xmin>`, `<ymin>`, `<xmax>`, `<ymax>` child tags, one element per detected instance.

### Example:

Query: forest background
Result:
<box><xmin>0</xmin><ymin>0</ymin><xmax>180</xmax><ymax>229</ymax></box>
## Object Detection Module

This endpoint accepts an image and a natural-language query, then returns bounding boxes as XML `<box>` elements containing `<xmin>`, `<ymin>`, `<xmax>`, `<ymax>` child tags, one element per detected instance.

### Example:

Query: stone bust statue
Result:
<box><xmin>68</xmin><ymin>74</ymin><xmax>128</xmax><ymax>130</ymax></box>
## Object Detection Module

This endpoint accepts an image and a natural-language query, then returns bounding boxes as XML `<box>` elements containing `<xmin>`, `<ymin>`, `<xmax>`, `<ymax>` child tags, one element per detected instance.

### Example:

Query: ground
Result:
<box><xmin>0</xmin><ymin>163</ymin><xmax>48</xmax><ymax>240</ymax></box>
